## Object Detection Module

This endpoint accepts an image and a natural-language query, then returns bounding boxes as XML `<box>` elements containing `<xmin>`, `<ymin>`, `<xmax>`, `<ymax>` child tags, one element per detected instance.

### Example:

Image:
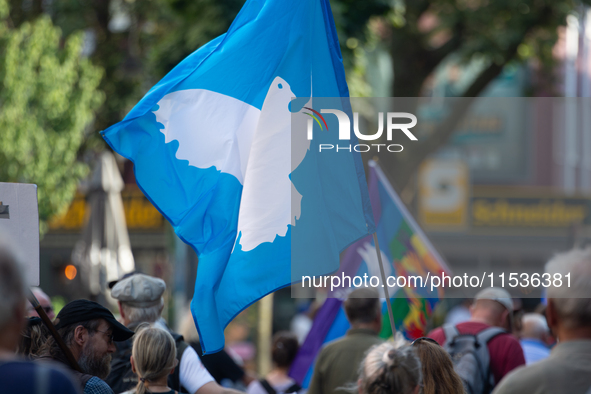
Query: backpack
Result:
<box><xmin>442</xmin><ymin>324</ymin><xmax>505</xmax><ymax>394</ymax></box>
<box><xmin>107</xmin><ymin>332</ymin><xmax>189</xmax><ymax>393</ymax></box>
<box><xmin>259</xmin><ymin>379</ymin><xmax>302</xmax><ymax>394</ymax></box>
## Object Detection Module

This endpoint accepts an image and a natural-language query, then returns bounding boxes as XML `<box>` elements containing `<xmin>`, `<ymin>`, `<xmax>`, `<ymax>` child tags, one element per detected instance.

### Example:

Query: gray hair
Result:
<box><xmin>521</xmin><ymin>313</ymin><xmax>549</xmax><ymax>339</ymax></box>
<box><xmin>121</xmin><ymin>299</ymin><xmax>164</xmax><ymax>324</ymax></box>
<box><xmin>545</xmin><ymin>247</ymin><xmax>591</xmax><ymax>329</ymax></box>
<box><xmin>358</xmin><ymin>342</ymin><xmax>422</xmax><ymax>394</ymax></box>
<box><xmin>0</xmin><ymin>236</ymin><xmax>28</xmax><ymax>330</ymax></box>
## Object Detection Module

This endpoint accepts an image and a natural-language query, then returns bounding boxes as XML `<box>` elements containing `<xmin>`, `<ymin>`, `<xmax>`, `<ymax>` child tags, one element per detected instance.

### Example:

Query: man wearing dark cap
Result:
<box><xmin>0</xmin><ymin>234</ymin><xmax>81</xmax><ymax>394</ymax></box>
<box><xmin>107</xmin><ymin>273</ymin><xmax>241</xmax><ymax>394</ymax></box>
<box><xmin>38</xmin><ymin>299</ymin><xmax>134</xmax><ymax>394</ymax></box>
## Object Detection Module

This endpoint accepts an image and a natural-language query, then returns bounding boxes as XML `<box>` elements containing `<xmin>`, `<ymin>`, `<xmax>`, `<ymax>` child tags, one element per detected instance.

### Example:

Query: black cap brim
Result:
<box><xmin>107</xmin><ymin>317</ymin><xmax>135</xmax><ymax>341</ymax></box>
<box><xmin>54</xmin><ymin>299</ymin><xmax>134</xmax><ymax>341</ymax></box>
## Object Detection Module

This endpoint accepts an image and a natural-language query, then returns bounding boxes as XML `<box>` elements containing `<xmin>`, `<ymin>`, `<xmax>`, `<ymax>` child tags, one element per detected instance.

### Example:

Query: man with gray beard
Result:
<box><xmin>38</xmin><ymin>299</ymin><xmax>134</xmax><ymax>394</ymax></box>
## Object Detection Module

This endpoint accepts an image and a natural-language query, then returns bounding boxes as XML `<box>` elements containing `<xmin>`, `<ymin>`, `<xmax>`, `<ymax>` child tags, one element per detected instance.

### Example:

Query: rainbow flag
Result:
<box><xmin>290</xmin><ymin>160</ymin><xmax>450</xmax><ymax>387</ymax></box>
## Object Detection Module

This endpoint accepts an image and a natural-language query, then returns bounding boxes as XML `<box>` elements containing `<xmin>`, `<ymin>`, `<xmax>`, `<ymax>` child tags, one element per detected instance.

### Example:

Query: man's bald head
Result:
<box><xmin>471</xmin><ymin>298</ymin><xmax>511</xmax><ymax>330</ymax></box>
<box><xmin>29</xmin><ymin>287</ymin><xmax>55</xmax><ymax>320</ymax></box>
<box><xmin>473</xmin><ymin>298</ymin><xmax>506</xmax><ymax>314</ymax></box>
<box><xmin>469</xmin><ymin>287</ymin><xmax>513</xmax><ymax>330</ymax></box>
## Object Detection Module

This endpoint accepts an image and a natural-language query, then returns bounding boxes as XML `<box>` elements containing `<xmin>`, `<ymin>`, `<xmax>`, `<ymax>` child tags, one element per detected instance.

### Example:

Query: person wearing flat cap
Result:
<box><xmin>107</xmin><ymin>274</ymin><xmax>242</xmax><ymax>394</ymax></box>
<box><xmin>37</xmin><ymin>299</ymin><xmax>134</xmax><ymax>394</ymax></box>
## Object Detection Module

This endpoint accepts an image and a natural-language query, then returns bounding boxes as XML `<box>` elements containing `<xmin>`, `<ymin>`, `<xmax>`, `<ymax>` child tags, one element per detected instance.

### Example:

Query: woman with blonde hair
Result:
<box><xmin>123</xmin><ymin>325</ymin><xmax>179</xmax><ymax>394</ymax></box>
<box><xmin>358</xmin><ymin>342</ymin><xmax>422</xmax><ymax>394</ymax></box>
<box><xmin>412</xmin><ymin>337</ymin><xmax>464</xmax><ymax>394</ymax></box>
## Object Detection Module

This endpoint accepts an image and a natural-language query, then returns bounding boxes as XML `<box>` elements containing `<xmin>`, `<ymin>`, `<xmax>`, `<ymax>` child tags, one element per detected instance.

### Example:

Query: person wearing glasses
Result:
<box><xmin>411</xmin><ymin>337</ymin><xmax>464</xmax><ymax>394</ymax></box>
<box><xmin>0</xmin><ymin>235</ymin><xmax>81</xmax><ymax>394</ymax></box>
<box><xmin>37</xmin><ymin>299</ymin><xmax>135</xmax><ymax>394</ymax></box>
<box><xmin>27</xmin><ymin>287</ymin><xmax>55</xmax><ymax>321</ymax></box>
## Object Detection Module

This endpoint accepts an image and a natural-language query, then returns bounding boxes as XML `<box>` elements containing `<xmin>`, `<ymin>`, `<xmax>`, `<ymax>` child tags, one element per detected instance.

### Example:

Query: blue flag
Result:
<box><xmin>102</xmin><ymin>0</ymin><xmax>375</xmax><ymax>353</ymax></box>
<box><xmin>291</xmin><ymin>161</ymin><xmax>449</xmax><ymax>387</ymax></box>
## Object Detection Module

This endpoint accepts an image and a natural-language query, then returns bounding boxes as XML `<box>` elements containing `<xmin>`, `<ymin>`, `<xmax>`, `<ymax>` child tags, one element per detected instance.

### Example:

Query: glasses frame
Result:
<box><xmin>94</xmin><ymin>328</ymin><xmax>115</xmax><ymax>345</ymax></box>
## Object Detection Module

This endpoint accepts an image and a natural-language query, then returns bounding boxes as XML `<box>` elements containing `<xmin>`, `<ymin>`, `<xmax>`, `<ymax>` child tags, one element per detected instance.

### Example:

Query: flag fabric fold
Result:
<box><xmin>290</xmin><ymin>160</ymin><xmax>449</xmax><ymax>386</ymax></box>
<box><xmin>102</xmin><ymin>0</ymin><xmax>375</xmax><ymax>353</ymax></box>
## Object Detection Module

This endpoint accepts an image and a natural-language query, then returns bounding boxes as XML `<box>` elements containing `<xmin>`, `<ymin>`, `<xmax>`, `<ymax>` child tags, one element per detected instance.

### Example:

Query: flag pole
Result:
<box><xmin>372</xmin><ymin>233</ymin><xmax>396</xmax><ymax>335</ymax></box>
<box><xmin>257</xmin><ymin>293</ymin><xmax>274</xmax><ymax>376</ymax></box>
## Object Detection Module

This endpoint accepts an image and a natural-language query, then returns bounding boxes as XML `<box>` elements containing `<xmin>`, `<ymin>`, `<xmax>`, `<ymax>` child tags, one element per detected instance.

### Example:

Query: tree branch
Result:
<box><xmin>422</xmin><ymin>62</ymin><xmax>503</xmax><ymax>154</ymax></box>
<box><xmin>387</xmin><ymin>4</ymin><xmax>552</xmax><ymax>190</ymax></box>
<box><xmin>427</xmin><ymin>21</ymin><xmax>464</xmax><ymax>66</ymax></box>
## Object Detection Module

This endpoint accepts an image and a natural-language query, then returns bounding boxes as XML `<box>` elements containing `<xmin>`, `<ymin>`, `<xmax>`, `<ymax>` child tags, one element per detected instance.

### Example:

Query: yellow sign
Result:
<box><xmin>49</xmin><ymin>189</ymin><xmax>165</xmax><ymax>231</ymax></box>
<box><xmin>472</xmin><ymin>198</ymin><xmax>589</xmax><ymax>227</ymax></box>
<box><xmin>418</xmin><ymin>160</ymin><xmax>469</xmax><ymax>229</ymax></box>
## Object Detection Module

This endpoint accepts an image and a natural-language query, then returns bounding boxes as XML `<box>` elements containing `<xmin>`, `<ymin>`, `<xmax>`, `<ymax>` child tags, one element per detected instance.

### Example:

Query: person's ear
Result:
<box><xmin>118</xmin><ymin>302</ymin><xmax>125</xmax><ymax>320</ymax></box>
<box><xmin>130</xmin><ymin>356</ymin><xmax>136</xmax><ymax>374</ymax></box>
<box><xmin>501</xmin><ymin>309</ymin><xmax>510</xmax><ymax>330</ymax></box>
<box><xmin>73</xmin><ymin>325</ymin><xmax>87</xmax><ymax>347</ymax></box>
<box><xmin>170</xmin><ymin>358</ymin><xmax>179</xmax><ymax>375</ymax></box>
<box><xmin>413</xmin><ymin>385</ymin><xmax>420</xmax><ymax>394</ymax></box>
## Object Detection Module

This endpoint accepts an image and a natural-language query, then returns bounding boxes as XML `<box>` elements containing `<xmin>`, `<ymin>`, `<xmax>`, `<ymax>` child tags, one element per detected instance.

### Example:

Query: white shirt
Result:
<box><xmin>290</xmin><ymin>314</ymin><xmax>313</xmax><ymax>344</ymax></box>
<box><xmin>180</xmin><ymin>345</ymin><xmax>215</xmax><ymax>393</ymax></box>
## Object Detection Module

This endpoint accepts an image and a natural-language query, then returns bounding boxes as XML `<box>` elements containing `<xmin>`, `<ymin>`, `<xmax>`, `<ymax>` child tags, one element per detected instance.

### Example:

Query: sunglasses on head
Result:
<box><xmin>411</xmin><ymin>337</ymin><xmax>440</xmax><ymax>346</ymax></box>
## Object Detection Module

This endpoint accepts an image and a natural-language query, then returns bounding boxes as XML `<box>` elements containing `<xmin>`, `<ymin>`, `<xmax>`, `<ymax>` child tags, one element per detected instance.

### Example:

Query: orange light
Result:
<box><xmin>65</xmin><ymin>265</ymin><xmax>77</xmax><ymax>280</ymax></box>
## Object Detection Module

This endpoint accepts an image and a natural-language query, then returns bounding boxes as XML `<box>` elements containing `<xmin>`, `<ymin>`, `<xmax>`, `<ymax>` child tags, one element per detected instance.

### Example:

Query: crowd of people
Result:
<box><xmin>1</xmin><ymin>235</ymin><xmax>591</xmax><ymax>394</ymax></box>
<box><xmin>306</xmin><ymin>247</ymin><xmax>591</xmax><ymax>394</ymax></box>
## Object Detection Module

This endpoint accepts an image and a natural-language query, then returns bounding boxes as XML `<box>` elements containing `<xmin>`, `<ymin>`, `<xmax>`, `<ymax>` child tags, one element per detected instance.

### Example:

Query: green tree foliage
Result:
<box><xmin>7</xmin><ymin>0</ymin><xmax>243</xmax><ymax>152</ymax></box>
<box><xmin>148</xmin><ymin>0</ymin><xmax>244</xmax><ymax>78</ymax></box>
<box><xmin>0</xmin><ymin>0</ymin><xmax>103</xmax><ymax>232</ymax></box>
<box><xmin>8</xmin><ymin>0</ymin><xmax>588</xmax><ymax>192</ymax></box>
<box><xmin>333</xmin><ymin>0</ymin><xmax>590</xmax><ymax>189</ymax></box>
